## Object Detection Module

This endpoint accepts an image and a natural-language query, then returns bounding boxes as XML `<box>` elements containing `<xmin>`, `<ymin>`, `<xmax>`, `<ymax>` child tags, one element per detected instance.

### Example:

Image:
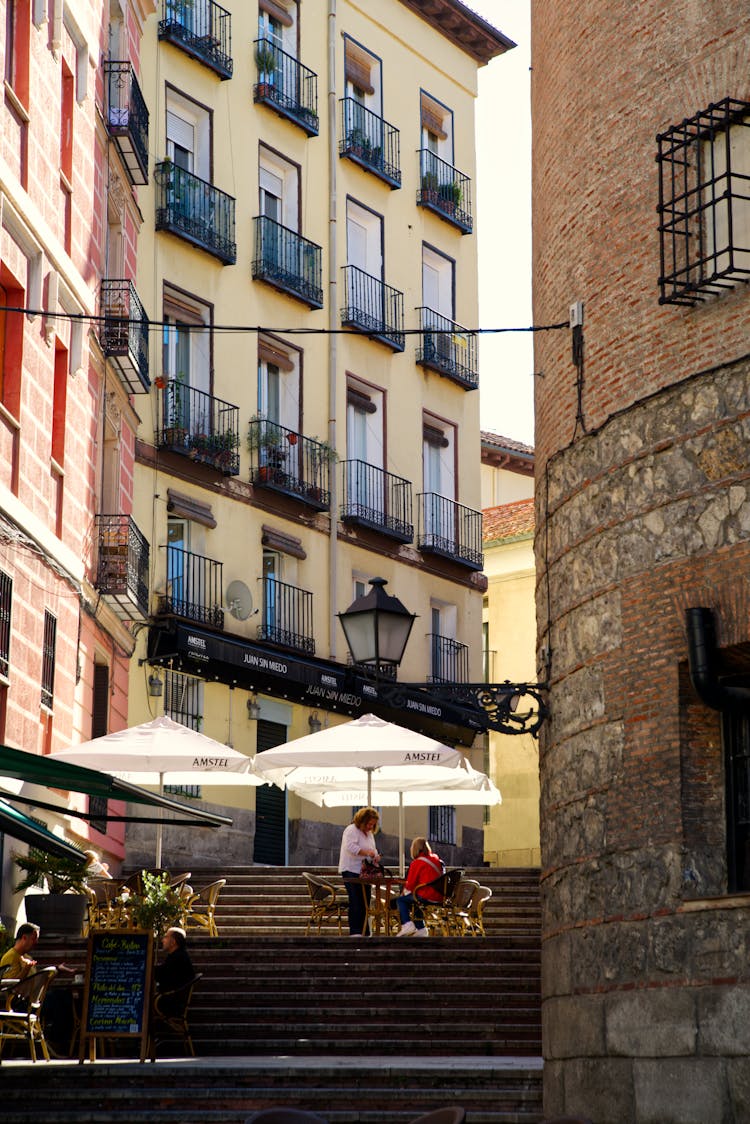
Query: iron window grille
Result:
<box><xmin>158</xmin><ymin>0</ymin><xmax>233</xmax><ymax>80</ymax></box>
<box><xmin>99</xmin><ymin>279</ymin><xmax>150</xmax><ymax>394</ymax></box>
<box><xmin>0</xmin><ymin>569</ymin><xmax>11</xmax><ymax>679</ymax></box>
<box><xmin>258</xmin><ymin>575</ymin><xmax>315</xmax><ymax>655</ymax></box>
<box><xmin>416</xmin><ymin>307</ymin><xmax>477</xmax><ymax>390</ymax></box>
<box><xmin>155</xmin><ymin>160</ymin><xmax>237</xmax><ymax>265</ymax></box>
<box><xmin>417</xmin><ymin>149</ymin><xmax>473</xmax><ymax>234</ymax></box>
<box><xmin>41</xmin><ymin>610</ymin><xmax>56</xmax><ymax>711</ymax></box>
<box><xmin>429</xmin><ymin>805</ymin><xmax>456</xmax><ymax>846</ymax></box>
<box><xmin>657</xmin><ymin>98</ymin><xmax>750</xmax><ymax>304</ymax></box>
<box><xmin>95</xmin><ymin>514</ymin><xmax>150</xmax><ymax>621</ymax></box>
<box><xmin>252</xmin><ymin>216</ymin><xmax>323</xmax><ymax>308</ymax></box>
<box><xmin>340</xmin><ymin>265</ymin><xmax>405</xmax><ymax>351</ymax></box>
<box><xmin>340</xmin><ymin>459</ymin><xmax>413</xmax><ymax>543</ymax></box>
<box><xmin>162</xmin><ymin>546</ymin><xmax>224</xmax><ymax>629</ymax></box>
<box><xmin>164</xmin><ymin>670</ymin><xmax>202</xmax><ymax>797</ymax></box>
<box><xmin>253</xmin><ymin>37</ymin><xmax>318</xmax><ymax>135</ymax></box>
<box><xmin>339</xmin><ymin>97</ymin><xmax>401</xmax><ymax>188</ymax></box>
<box><xmin>88</xmin><ymin>796</ymin><xmax>108</xmax><ymax>833</ymax></box>
<box><xmin>103</xmin><ymin>61</ymin><xmax>149</xmax><ymax>185</ymax></box>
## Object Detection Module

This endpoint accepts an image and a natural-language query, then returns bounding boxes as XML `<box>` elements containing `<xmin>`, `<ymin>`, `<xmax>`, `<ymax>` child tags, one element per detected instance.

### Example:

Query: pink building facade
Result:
<box><xmin>0</xmin><ymin>0</ymin><xmax>154</xmax><ymax>909</ymax></box>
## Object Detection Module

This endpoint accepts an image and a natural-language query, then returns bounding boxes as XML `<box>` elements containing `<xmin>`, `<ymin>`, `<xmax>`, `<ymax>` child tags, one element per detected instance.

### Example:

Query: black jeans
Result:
<box><xmin>342</xmin><ymin>872</ymin><xmax>371</xmax><ymax>935</ymax></box>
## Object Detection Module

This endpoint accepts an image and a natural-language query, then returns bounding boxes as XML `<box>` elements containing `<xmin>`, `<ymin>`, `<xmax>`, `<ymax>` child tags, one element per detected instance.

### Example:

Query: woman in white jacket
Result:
<box><xmin>338</xmin><ymin>806</ymin><xmax>380</xmax><ymax>935</ymax></box>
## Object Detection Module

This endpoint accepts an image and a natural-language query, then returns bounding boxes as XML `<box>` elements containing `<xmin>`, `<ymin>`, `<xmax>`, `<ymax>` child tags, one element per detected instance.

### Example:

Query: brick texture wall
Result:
<box><xmin>532</xmin><ymin>4</ymin><xmax>750</xmax><ymax>1120</ymax></box>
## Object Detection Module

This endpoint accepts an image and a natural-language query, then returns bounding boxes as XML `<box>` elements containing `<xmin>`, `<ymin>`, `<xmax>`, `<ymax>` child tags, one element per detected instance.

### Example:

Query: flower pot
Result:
<box><xmin>24</xmin><ymin>893</ymin><xmax>88</xmax><ymax>936</ymax></box>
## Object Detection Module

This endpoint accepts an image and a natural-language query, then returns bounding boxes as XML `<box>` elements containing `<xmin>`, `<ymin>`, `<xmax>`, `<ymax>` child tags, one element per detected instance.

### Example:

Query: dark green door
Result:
<box><xmin>253</xmin><ymin>719</ymin><xmax>288</xmax><ymax>864</ymax></box>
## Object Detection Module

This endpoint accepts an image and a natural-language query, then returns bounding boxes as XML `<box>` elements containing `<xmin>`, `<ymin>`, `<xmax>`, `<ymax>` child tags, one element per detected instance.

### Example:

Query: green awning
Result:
<box><xmin>0</xmin><ymin>799</ymin><xmax>87</xmax><ymax>862</ymax></box>
<box><xmin>0</xmin><ymin>743</ymin><xmax>232</xmax><ymax>828</ymax></box>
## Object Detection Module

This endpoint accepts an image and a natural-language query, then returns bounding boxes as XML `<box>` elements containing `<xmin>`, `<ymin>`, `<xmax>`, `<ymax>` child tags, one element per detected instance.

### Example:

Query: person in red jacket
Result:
<box><xmin>395</xmin><ymin>837</ymin><xmax>444</xmax><ymax>938</ymax></box>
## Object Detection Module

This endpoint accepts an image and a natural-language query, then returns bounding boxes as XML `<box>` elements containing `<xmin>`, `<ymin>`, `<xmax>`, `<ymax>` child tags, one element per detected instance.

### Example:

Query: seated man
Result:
<box><xmin>154</xmin><ymin>927</ymin><xmax>194</xmax><ymax>1016</ymax></box>
<box><xmin>0</xmin><ymin>922</ymin><xmax>39</xmax><ymax>980</ymax></box>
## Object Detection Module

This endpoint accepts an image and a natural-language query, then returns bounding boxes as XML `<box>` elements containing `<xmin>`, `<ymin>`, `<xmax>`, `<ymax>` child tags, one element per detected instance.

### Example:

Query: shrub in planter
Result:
<box><xmin>13</xmin><ymin>852</ymin><xmax>89</xmax><ymax>936</ymax></box>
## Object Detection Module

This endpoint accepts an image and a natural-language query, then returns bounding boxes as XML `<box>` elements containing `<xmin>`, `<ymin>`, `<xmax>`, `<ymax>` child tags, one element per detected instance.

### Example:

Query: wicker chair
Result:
<box><xmin>412</xmin><ymin>868</ymin><xmax>464</xmax><ymax>936</ymax></box>
<box><xmin>0</xmin><ymin>966</ymin><xmax>57</xmax><ymax>1062</ymax></box>
<box><xmin>149</xmin><ymin>972</ymin><xmax>202</xmax><ymax>1059</ymax></box>
<box><xmin>468</xmin><ymin>884</ymin><xmax>492</xmax><ymax>936</ymax></box>
<box><xmin>450</xmin><ymin>878</ymin><xmax>480</xmax><ymax>936</ymax></box>
<box><xmin>184</xmin><ymin>879</ymin><xmax>226</xmax><ymax>938</ymax></box>
<box><xmin>302</xmin><ymin>872</ymin><xmax>345</xmax><ymax>936</ymax></box>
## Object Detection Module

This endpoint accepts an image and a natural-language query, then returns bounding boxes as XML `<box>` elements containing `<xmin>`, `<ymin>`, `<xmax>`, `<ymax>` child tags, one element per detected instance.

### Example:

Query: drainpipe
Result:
<box><xmin>685</xmin><ymin>607</ymin><xmax>750</xmax><ymax>712</ymax></box>
<box><xmin>327</xmin><ymin>0</ymin><xmax>339</xmax><ymax>661</ymax></box>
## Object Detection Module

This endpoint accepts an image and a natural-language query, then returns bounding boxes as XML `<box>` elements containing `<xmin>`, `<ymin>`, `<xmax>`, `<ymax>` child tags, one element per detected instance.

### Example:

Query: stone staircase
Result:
<box><xmin>3</xmin><ymin>866</ymin><xmax>544</xmax><ymax>1123</ymax></box>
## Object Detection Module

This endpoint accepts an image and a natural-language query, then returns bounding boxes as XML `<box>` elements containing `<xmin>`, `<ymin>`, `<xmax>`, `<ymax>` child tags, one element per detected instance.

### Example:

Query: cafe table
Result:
<box><xmin>353</xmin><ymin>875</ymin><xmax>405</xmax><ymax>936</ymax></box>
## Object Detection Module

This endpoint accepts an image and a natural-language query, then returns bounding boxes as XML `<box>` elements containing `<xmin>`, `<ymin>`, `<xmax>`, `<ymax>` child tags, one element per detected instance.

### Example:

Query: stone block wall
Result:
<box><xmin>532</xmin><ymin>5</ymin><xmax>750</xmax><ymax>1118</ymax></box>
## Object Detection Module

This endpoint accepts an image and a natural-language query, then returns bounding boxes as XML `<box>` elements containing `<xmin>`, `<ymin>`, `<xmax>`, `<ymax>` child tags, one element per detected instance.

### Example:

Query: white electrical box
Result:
<box><xmin>569</xmin><ymin>300</ymin><xmax>584</xmax><ymax>328</ymax></box>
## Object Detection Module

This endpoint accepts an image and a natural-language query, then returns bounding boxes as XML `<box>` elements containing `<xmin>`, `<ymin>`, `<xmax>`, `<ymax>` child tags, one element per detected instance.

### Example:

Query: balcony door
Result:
<box><xmin>167</xmin><ymin>518</ymin><xmax>189</xmax><ymax>615</ymax></box>
<box><xmin>163</xmin><ymin>289</ymin><xmax>211</xmax><ymax>435</ymax></box>
<box><xmin>422</xmin><ymin>245</ymin><xmax>454</xmax><ymax>362</ymax></box>
<box><xmin>346</xmin><ymin>381</ymin><xmax>383</xmax><ymax>517</ymax></box>
<box><xmin>423</xmin><ymin>419</ymin><xmax>455</xmax><ymax>545</ymax></box>
<box><xmin>253</xmin><ymin>718</ymin><xmax>288</xmax><ymax>865</ymax></box>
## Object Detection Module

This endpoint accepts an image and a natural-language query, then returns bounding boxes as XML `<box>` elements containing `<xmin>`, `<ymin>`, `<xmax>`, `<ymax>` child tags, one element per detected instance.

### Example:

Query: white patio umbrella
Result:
<box><xmin>252</xmin><ymin>712</ymin><xmax>498</xmax><ymax>873</ymax></box>
<box><xmin>50</xmin><ymin>715</ymin><xmax>263</xmax><ymax>865</ymax></box>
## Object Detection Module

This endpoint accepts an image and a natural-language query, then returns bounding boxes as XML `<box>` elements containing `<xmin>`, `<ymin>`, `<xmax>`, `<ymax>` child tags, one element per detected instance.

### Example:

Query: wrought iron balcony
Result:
<box><xmin>161</xmin><ymin>546</ymin><xmax>224</xmax><ymax>629</ymax></box>
<box><xmin>417</xmin><ymin>493</ymin><xmax>483</xmax><ymax>570</ymax></box>
<box><xmin>104</xmin><ymin>61</ymin><xmax>149</xmax><ymax>185</ymax></box>
<box><xmin>341</xmin><ymin>460</ymin><xmax>413</xmax><ymax>543</ymax></box>
<box><xmin>158</xmin><ymin>380</ymin><xmax>240</xmax><ymax>476</ymax></box>
<box><xmin>155</xmin><ymin>161</ymin><xmax>236</xmax><ymax>264</ymax></box>
<box><xmin>252</xmin><ymin>217</ymin><xmax>323</xmax><ymax>308</ymax></box>
<box><xmin>416</xmin><ymin>307</ymin><xmax>477</xmax><ymax>390</ymax></box>
<box><xmin>253</xmin><ymin>38</ymin><xmax>318</xmax><ymax>136</ymax></box>
<box><xmin>248</xmin><ymin>419</ymin><xmax>333</xmax><ymax>510</ymax></box>
<box><xmin>259</xmin><ymin>576</ymin><xmax>315</xmax><ymax>655</ymax></box>
<box><xmin>417</xmin><ymin>149</ymin><xmax>473</xmax><ymax>234</ymax></box>
<box><xmin>340</xmin><ymin>265</ymin><xmax>404</xmax><ymax>351</ymax></box>
<box><xmin>95</xmin><ymin>515</ymin><xmax>150</xmax><ymax>621</ymax></box>
<box><xmin>158</xmin><ymin>0</ymin><xmax>233</xmax><ymax>80</ymax></box>
<box><xmin>339</xmin><ymin>97</ymin><xmax>400</xmax><ymax>188</ymax></box>
<box><xmin>428</xmin><ymin>633</ymin><xmax>470</xmax><ymax>684</ymax></box>
<box><xmin>98</xmin><ymin>280</ymin><xmax>150</xmax><ymax>394</ymax></box>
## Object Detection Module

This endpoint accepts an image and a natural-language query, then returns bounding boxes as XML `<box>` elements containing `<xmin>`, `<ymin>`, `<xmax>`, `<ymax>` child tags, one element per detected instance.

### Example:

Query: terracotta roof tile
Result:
<box><xmin>483</xmin><ymin>498</ymin><xmax>535</xmax><ymax>543</ymax></box>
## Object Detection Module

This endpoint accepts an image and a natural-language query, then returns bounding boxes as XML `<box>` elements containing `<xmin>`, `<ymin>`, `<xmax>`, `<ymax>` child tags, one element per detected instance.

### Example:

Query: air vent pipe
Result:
<box><xmin>685</xmin><ymin>606</ymin><xmax>750</xmax><ymax>713</ymax></box>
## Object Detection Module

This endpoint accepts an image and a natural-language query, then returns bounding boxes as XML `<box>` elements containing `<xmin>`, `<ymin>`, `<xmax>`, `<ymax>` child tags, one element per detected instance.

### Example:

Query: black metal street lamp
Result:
<box><xmin>337</xmin><ymin>577</ymin><xmax>548</xmax><ymax>738</ymax></box>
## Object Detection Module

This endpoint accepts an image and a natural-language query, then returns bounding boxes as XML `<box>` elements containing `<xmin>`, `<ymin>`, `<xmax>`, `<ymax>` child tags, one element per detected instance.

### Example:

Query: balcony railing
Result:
<box><xmin>428</xmin><ymin>633</ymin><xmax>470</xmax><ymax>684</ymax></box>
<box><xmin>341</xmin><ymin>265</ymin><xmax>404</xmax><ymax>351</ymax></box>
<box><xmin>155</xmin><ymin>161</ymin><xmax>236</xmax><ymax>264</ymax></box>
<box><xmin>253</xmin><ymin>38</ymin><xmax>318</xmax><ymax>135</ymax></box>
<box><xmin>340</xmin><ymin>460</ymin><xmax>413</xmax><ymax>543</ymax></box>
<box><xmin>416</xmin><ymin>307</ymin><xmax>477</xmax><ymax>390</ymax></box>
<box><xmin>417</xmin><ymin>149</ymin><xmax>473</xmax><ymax>234</ymax></box>
<box><xmin>95</xmin><ymin>514</ymin><xmax>150</xmax><ymax>621</ymax></box>
<box><xmin>252</xmin><ymin>216</ymin><xmax>323</xmax><ymax>308</ymax></box>
<box><xmin>162</xmin><ymin>546</ymin><xmax>224</xmax><ymax>629</ymax></box>
<box><xmin>158</xmin><ymin>380</ymin><xmax>240</xmax><ymax>475</ymax></box>
<box><xmin>99</xmin><ymin>280</ymin><xmax>150</xmax><ymax>394</ymax></box>
<box><xmin>339</xmin><ymin>97</ymin><xmax>401</xmax><ymax>188</ymax></box>
<box><xmin>104</xmin><ymin>61</ymin><xmax>149</xmax><ymax>185</ymax></box>
<box><xmin>417</xmin><ymin>493</ymin><xmax>483</xmax><ymax>570</ymax></box>
<box><xmin>158</xmin><ymin>0</ymin><xmax>233</xmax><ymax>80</ymax></box>
<box><xmin>248</xmin><ymin>419</ymin><xmax>333</xmax><ymax>510</ymax></box>
<box><xmin>259</xmin><ymin>576</ymin><xmax>315</xmax><ymax>655</ymax></box>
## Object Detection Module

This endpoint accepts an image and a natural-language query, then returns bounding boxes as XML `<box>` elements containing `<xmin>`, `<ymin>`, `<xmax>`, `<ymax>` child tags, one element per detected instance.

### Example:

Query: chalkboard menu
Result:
<box><xmin>80</xmin><ymin>930</ymin><xmax>154</xmax><ymax>1063</ymax></box>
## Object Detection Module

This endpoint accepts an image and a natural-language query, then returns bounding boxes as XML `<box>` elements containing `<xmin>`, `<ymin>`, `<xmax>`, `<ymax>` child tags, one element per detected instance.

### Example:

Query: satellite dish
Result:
<box><xmin>224</xmin><ymin>579</ymin><xmax>254</xmax><ymax>621</ymax></box>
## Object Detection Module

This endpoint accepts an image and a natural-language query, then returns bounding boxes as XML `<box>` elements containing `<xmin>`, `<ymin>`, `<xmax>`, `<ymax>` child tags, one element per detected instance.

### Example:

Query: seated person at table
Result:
<box><xmin>0</xmin><ymin>922</ymin><xmax>40</xmax><ymax>979</ymax></box>
<box><xmin>83</xmin><ymin>849</ymin><xmax>112</xmax><ymax>880</ymax></box>
<box><xmin>154</xmin><ymin>927</ymin><xmax>194</xmax><ymax>1015</ymax></box>
<box><xmin>338</xmin><ymin>807</ymin><xmax>381</xmax><ymax>937</ymax></box>
<box><xmin>395</xmin><ymin>837</ymin><xmax>445</xmax><ymax>938</ymax></box>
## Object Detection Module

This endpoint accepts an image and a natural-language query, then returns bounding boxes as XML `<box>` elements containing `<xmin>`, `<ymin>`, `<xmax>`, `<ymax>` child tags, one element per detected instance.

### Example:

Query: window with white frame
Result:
<box><xmin>346</xmin><ymin>198</ymin><xmax>382</xmax><ymax>280</ymax></box>
<box><xmin>346</xmin><ymin>377</ymin><xmax>384</xmax><ymax>514</ymax></box>
<box><xmin>166</xmin><ymin>87</ymin><xmax>211</xmax><ymax>180</ymax></box>
<box><xmin>259</xmin><ymin>145</ymin><xmax>299</xmax><ymax>232</ymax></box>
<box><xmin>258</xmin><ymin>0</ymin><xmax>295</xmax><ymax>55</ymax></box>
<box><xmin>422</xmin><ymin>416</ymin><xmax>456</xmax><ymax>544</ymax></box>
<box><xmin>162</xmin><ymin>287</ymin><xmax>211</xmax><ymax>430</ymax></box>
<box><xmin>420</xmin><ymin>92</ymin><xmax>454</xmax><ymax>168</ymax></box>
<box><xmin>422</xmin><ymin>243</ymin><xmax>454</xmax><ymax>332</ymax></box>
<box><xmin>257</xmin><ymin>336</ymin><xmax>299</xmax><ymax>432</ymax></box>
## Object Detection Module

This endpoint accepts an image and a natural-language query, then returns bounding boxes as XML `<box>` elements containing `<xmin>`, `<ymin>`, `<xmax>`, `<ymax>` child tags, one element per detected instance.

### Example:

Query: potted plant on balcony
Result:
<box><xmin>254</xmin><ymin>41</ymin><xmax>277</xmax><ymax>98</ymax></box>
<box><xmin>442</xmin><ymin>180</ymin><xmax>463</xmax><ymax>216</ymax></box>
<box><xmin>420</xmin><ymin>169</ymin><xmax>440</xmax><ymax>206</ymax></box>
<box><xmin>248</xmin><ymin>415</ymin><xmax>286</xmax><ymax>483</ymax></box>
<box><xmin>164</xmin><ymin>376</ymin><xmax>189</xmax><ymax>448</ymax></box>
<box><xmin>13</xmin><ymin>852</ymin><xmax>89</xmax><ymax>937</ymax></box>
<box><xmin>307</xmin><ymin>436</ymin><xmax>338</xmax><ymax>502</ymax></box>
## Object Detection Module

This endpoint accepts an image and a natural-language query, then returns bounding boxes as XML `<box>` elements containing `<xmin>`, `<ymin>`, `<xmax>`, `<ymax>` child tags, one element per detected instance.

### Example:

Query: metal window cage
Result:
<box><xmin>657</xmin><ymin>98</ymin><xmax>750</xmax><ymax>304</ymax></box>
